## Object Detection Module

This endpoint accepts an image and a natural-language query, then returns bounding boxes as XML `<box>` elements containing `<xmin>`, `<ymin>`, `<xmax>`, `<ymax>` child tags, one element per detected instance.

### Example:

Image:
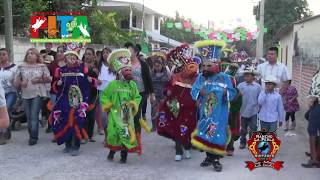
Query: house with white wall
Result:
<box><xmin>97</xmin><ymin>0</ymin><xmax>181</xmax><ymax>49</ymax></box>
<box><xmin>277</xmin><ymin>14</ymin><xmax>320</xmax><ymax>108</ymax></box>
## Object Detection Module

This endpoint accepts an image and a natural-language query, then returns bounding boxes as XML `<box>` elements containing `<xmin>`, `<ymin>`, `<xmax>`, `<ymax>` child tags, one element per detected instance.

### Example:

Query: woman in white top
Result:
<box><xmin>96</xmin><ymin>47</ymin><xmax>116</xmax><ymax>134</ymax></box>
<box><xmin>14</xmin><ymin>48</ymin><xmax>51</xmax><ymax>145</ymax></box>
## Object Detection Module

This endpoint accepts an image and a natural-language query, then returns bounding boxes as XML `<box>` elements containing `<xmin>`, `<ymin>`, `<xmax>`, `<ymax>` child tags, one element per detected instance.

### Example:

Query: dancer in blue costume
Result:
<box><xmin>50</xmin><ymin>43</ymin><xmax>96</xmax><ymax>156</ymax></box>
<box><xmin>191</xmin><ymin>40</ymin><xmax>237</xmax><ymax>172</ymax></box>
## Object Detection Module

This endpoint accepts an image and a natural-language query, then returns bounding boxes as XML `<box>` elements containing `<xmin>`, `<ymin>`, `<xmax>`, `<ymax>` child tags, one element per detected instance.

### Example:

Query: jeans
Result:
<box><xmin>260</xmin><ymin>121</ymin><xmax>278</xmax><ymax>133</ymax></box>
<box><xmin>134</xmin><ymin>92</ymin><xmax>148</xmax><ymax>133</ymax></box>
<box><xmin>23</xmin><ymin>97</ymin><xmax>42</xmax><ymax>140</ymax></box>
<box><xmin>50</xmin><ymin>94</ymin><xmax>57</xmax><ymax>105</ymax></box>
<box><xmin>5</xmin><ymin>92</ymin><xmax>17</xmax><ymax>112</ymax></box>
<box><xmin>240</xmin><ymin>115</ymin><xmax>258</xmax><ymax>145</ymax></box>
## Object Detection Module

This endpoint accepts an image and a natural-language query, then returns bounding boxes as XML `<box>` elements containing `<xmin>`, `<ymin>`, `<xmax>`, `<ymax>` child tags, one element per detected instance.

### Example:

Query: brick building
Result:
<box><xmin>277</xmin><ymin>15</ymin><xmax>320</xmax><ymax>109</ymax></box>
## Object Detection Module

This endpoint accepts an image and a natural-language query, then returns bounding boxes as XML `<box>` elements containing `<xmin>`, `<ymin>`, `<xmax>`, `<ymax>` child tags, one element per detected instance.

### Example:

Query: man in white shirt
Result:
<box><xmin>257</xmin><ymin>47</ymin><xmax>290</xmax><ymax>90</ymax></box>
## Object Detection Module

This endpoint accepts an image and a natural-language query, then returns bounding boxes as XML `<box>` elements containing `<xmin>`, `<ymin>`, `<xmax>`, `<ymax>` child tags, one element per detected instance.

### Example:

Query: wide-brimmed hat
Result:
<box><xmin>263</xmin><ymin>75</ymin><xmax>278</xmax><ymax>84</ymax></box>
<box><xmin>194</xmin><ymin>40</ymin><xmax>226</xmax><ymax>62</ymax></box>
<box><xmin>241</xmin><ymin>66</ymin><xmax>259</xmax><ymax>75</ymax></box>
<box><xmin>107</xmin><ymin>49</ymin><xmax>131</xmax><ymax>73</ymax></box>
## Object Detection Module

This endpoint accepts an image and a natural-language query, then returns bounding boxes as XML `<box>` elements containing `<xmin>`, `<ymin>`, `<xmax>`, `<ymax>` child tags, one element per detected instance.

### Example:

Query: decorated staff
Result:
<box><xmin>157</xmin><ymin>44</ymin><xmax>198</xmax><ymax>161</ymax></box>
<box><xmin>100</xmin><ymin>49</ymin><xmax>142</xmax><ymax>164</ymax></box>
<box><xmin>191</xmin><ymin>40</ymin><xmax>237</xmax><ymax>172</ymax></box>
<box><xmin>50</xmin><ymin>43</ymin><xmax>95</xmax><ymax>156</ymax></box>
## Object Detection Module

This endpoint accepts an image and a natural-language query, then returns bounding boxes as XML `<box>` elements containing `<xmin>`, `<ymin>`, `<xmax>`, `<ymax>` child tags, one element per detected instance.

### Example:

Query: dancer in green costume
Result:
<box><xmin>100</xmin><ymin>49</ymin><xmax>141</xmax><ymax>163</ymax></box>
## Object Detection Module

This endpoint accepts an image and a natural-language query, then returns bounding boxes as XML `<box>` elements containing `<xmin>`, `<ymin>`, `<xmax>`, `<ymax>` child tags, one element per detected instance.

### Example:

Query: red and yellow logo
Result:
<box><xmin>246</xmin><ymin>130</ymin><xmax>284</xmax><ymax>171</ymax></box>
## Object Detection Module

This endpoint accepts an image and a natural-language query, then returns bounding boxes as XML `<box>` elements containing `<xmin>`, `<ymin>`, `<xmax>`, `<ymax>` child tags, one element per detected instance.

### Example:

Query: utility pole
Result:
<box><xmin>256</xmin><ymin>0</ymin><xmax>265</xmax><ymax>60</ymax></box>
<box><xmin>3</xmin><ymin>0</ymin><xmax>14</xmax><ymax>62</ymax></box>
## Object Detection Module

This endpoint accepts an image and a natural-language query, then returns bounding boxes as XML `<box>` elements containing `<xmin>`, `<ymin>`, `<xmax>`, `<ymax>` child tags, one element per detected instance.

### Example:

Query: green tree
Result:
<box><xmin>89</xmin><ymin>9</ymin><xmax>137</xmax><ymax>46</ymax></box>
<box><xmin>254</xmin><ymin>0</ymin><xmax>312</xmax><ymax>48</ymax></box>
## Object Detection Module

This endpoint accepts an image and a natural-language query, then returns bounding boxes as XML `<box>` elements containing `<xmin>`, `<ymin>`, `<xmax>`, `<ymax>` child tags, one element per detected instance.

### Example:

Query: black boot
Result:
<box><xmin>200</xmin><ymin>157</ymin><xmax>212</xmax><ymax>167</ymax></box>
<box><xmin>107</xmin><ymin>150</ymin><xmax>115</xmax><ymax>161</ymax></box>
<box><xmin>120</xmin><ymin>150</ymin><xmax>128</xmax><ymax>164</ymax></box>
<box><xmin>213</xmin><ymin>159</ymin><xmax>222</xmax><ymax>172</ymax></box>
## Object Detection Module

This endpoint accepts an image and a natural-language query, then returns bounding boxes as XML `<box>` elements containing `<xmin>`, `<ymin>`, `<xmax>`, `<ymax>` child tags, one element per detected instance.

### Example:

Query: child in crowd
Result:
<box><xmin>280</xmin><ymin>79</ymin><xmax>300</xmax><ymax>131</ymax></box>
<box><xmin>237</xmin><ymin>66</ymin><xmax>261</xmax><ymax>149</ymax></box>
<box><xmin>150</xmin><ymin>53</ymin><xmax>170</xmax><ymax>131</ymax></box>
<box><xmin>50</xmin><ymin>43</ymin><xmax>95</xmax><ymax>156</ymax></box>
<box><xmin>101</xmin><ymin>49</ymin><xmax>141</xmax><ymax>163</ymax></box>
<box><xmin>258</xmin><ymin>75</ymin><xmax>285</xmax><ymax>133</ymax></box>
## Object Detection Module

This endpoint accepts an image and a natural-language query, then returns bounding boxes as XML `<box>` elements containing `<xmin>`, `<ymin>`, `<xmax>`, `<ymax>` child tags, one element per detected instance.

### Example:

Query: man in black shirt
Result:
<box><xmin>40</xmin><ymin>43</ymin><xmax>57</xmax><ymax>57</ymax></box>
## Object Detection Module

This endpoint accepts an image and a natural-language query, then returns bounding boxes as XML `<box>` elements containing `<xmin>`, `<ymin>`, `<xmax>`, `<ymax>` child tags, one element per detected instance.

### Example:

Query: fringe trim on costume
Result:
<box><xmin>140</xmin><ymin>118</ymin><xmax>152</xmax><ymax>134</ymax></box>
<box><xmin>128</xmin><ymin>125</ymin><xmax>136</xmax><ymax>144</ymax></box>
<box><xmin>105</xmin><ymin>144</ymin><xmax>140</xmax><ymax>153</ymax></box>
<box><xmin>129</xmin><ymin>101</ymin><xmax>139</xmax><ymax>116</ymax></box>
<box><xmin>54</xmin><ymin>108</ymin><xmax>75</xmax><ymax>139</ymax></box>
<box><xmin>47</xmin><ymin>100</ymin><xmax>53</xmax><ymax>111</ymax></box>
<box><xmin>191</xmin><ymin>128</ymin><xmax>231</xmax><ymax>156</ymax></box>
<box><xmin>102</xmin><ymin>103</ymin><xmax>112</xmax><ymax>112</ymax></box>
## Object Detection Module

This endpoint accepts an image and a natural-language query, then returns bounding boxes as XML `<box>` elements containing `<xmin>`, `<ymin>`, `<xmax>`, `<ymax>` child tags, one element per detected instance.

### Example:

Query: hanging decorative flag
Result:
<box><xmin>175</xmin><ymin>22</ymin><xmax>183</xmax><ymax>29</ymax></box>
<box><xmin>140</xmin><ymin>30</ymin><xmax>149</xmax><ymax>55</ymax></box>
<box><xmin>263</xmin><ymin>27</ymin><xmax>268</xmax><ymax>33</ymax></box>
<box><xmin>166</xmin><ymin>22</ymin><xmax>174</xmax><ymax>29</ymax></box>
<box><xmin>183</xmin><ymin>21</ymin><xmax>191</xmax><ymax>29</ymax></box>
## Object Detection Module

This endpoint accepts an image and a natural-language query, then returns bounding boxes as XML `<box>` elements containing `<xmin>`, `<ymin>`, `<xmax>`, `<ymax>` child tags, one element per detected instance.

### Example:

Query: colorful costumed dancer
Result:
<box><xmin>191</xmin><ymin>40</ymin><xmax>237</xmax><ymax>172</ymax></box>
<box><xmin>100</xmin><ymin>49</ymin><xmax>141</xmax><ymax>164</ymax></box>
<box><xmin>157</xmin><ymin>44</ymin><xmax>198</xmax><ymax>161</ymax></box>
<box><xmin>50</xmin><ymin>43</ymin><xmax>94</xmax><ymax>156</ymax></box>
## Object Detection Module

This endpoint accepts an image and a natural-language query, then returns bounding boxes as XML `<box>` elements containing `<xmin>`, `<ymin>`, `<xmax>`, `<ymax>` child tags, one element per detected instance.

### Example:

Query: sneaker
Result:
<box><xmin>185</xmin><ymin>150</ymin><xmax>192</xmax><ymax>159</ymax></box>
<box><xmin>200</xmin><ymin>157</ymin><xmax>212</xmax><ymax>167</ymax></box>
<box><xmin>98</xmin><ymin>129</ymin><xmax>104</xmax><ymax>135</ymax></box>
<box><xmin>239</xmin><ymin>143</ymin><xmax>246</xmax><ymax>149</ymax></box>
<box><xmin>28</xmin><ymin>139</ymin><xmax>37</xmax><ymax>146</ymax></box>
<box><xmin>51</xmin><ymin>139</ymin><xmax>57</xmax><ymax>143</ymax></box>
<box><xmin>301</xmin><ymin>159</ymin><xmax>320</xmax><ymax>168</ymax></box>
<box><xmin>175</xmin><ymin>155</ymin><xmax>182</xmax><ymax>161</ymax></box>
<box><xmin>290</xmin><ymin>121</ymin><xmax>296</xmax><ymax>130</ymax></box>
<box><xmin>89</xmin><ymin>138</ymin><xmax>96</xmax><ymax>142</ymax></box>
<box><xmin>284</xmin><ymin>121</ymin><xmax>289</xmax><ymax>131</ymax></box>
<box><xmin>213</xmin><ymin>159</ymin><xmax>223</xmax><ymax>172</ymax></box>
<box><xmin>70</xmin><ymin>149</ymin><xmax>80</xmax><ymax>156</ymax></box>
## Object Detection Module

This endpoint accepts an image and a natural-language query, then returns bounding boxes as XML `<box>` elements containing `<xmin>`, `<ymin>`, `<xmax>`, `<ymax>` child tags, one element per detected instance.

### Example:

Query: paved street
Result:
<box><xmin>0</xmin><ymin>111</ymin><xmax>319</xmax><ymax>180</ymax></box>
